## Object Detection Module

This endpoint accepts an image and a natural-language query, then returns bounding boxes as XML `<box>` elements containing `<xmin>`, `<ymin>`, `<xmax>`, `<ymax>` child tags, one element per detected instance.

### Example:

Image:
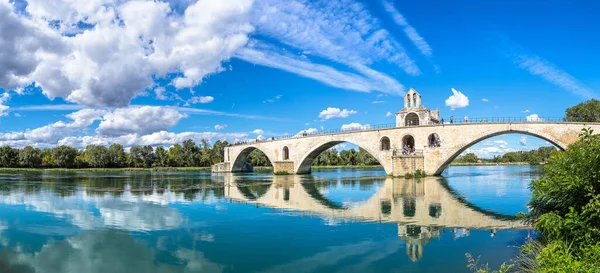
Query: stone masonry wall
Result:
<box><xmin>273</xmin><ymin>161</ymin><xmax>295</xmax><ymax>174</ymax></box>
<box><xmin>212</xmin><ymin>162</ymin><xmax>231</xmax><ymax>173</ymax></box>
<box><xmin>392</xmin><ymin>156</ymin><xmax>425</xmax><ymax>176</ymax></box>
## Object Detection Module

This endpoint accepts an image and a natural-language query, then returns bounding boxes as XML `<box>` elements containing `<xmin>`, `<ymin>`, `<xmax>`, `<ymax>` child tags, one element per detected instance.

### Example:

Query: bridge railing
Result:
<box><xmin>228</xmin><ymin>117</ymin><xmax>567</xmax><ymax>146</ymax></box>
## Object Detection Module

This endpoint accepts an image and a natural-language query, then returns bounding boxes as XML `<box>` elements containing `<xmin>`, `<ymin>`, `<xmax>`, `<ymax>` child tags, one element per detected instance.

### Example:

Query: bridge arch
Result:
<box><xmin>432</xmin><ymin>129</ymin><xmax>566</xmax><ymax>175</ymax></box>
<box><xmin>295</xmin><ymin>139</ymin><xmax>391</xmax><ymax>174</ymax></box>
<box><xmin>231</xmin><ymin>146</ymin><xmax>276</xmax><ymax>172</ymax></box>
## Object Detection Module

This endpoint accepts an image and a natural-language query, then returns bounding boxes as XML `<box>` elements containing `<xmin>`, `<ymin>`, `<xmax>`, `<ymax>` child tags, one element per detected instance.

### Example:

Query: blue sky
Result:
<box><xmin>0</xmin><ymin>0</ymin><xmax>597</xmax><ymax>157</ymax></box>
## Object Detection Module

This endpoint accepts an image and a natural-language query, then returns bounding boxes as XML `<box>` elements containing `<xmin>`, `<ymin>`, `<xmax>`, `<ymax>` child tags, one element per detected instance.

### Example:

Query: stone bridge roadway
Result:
<box><xmin>213</xmin><ymin>122</ymin><xmax>600</xmax><ymax>176</ymax></box>
<box><xmin>218</xmin><ymin>175</ymin><xmax>525</xmax><ymax>230</ymax></box>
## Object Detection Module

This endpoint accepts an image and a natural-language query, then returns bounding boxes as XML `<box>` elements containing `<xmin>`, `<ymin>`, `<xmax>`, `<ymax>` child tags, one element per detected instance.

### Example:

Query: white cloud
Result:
<box><xmin>526</xmin><ymin>114</ymin><xmax>543</xmax><ymax>122</ymax></box>
<box><xmin>0</xmin><ymin>92</ymin><xmax>10</xmax><ymax>117</ymax></box>
<box><xmin>483</xmin><ymin>140</ymin><xmax>508</xmax><ymax>148</ymax></box>
<box><xmin>154</xmin><ymin>87</ymin><xmax>168</xmax><ymax>100</ymax></box>
<box><xmin>372</xmin><ymin>101</ymin><xmax>385</xmax><ymax>104</ymax></box>
<box><xmin>318</xmin><ymin>107</ymin><xmax>357</xmax><ymax>120</ymax></box>
<box><xmin>1</xmin><ymin>0</ymin><xmax>255</xmax><ymax>107</ymax></box>
<box><xmin>237</xmin><ymin>44</ymin><xmax>404</xmax><ymax>95</ymax></box>
<box><xmin>481</xmin><ymin>98</ymin><xmax>489</xmax><ymax>102</ymax></box>
<box><xmin>251</xmin><ymin>0</ymin><xmax>420</xmax><ymax>76</ymax></box>
<box><xmin>514</xmin><ymin>53</ymin><xmax>596</xmax><ymax>99</ymax></box>
<box><xmin>252</xmin><ymin>129</ymin><xmax>264</xmax><ymax>135</ymax></box>
<box><xmin>519</xmin><ymin>136</ymin><xmax>527</xmax><ymax>146</ymax></box>
<box><xmin>189</xmin><ymin>96</ymin><xmax>214</xmax><ymax>104</ymax></box>
<box><xmin>521</xmin><ymin>109</ymin><xmax>531</xmax><ymax>113</ymax></box>
<box><xmin>13</xmin><ymin>113</ymin><xmax>21</xmax><ymax>117</ymax></box>
<box><xmin>96</xmin><ymin>106</ymin><xmax>186</xmax><ymax>136</ymax></box>
<box><xmin>381</xmin><ymin>0</ymin><xmax>432</xmax><ymax>57</ymax></box>
<box><xmin>386</xmin><ymin>111</ymin><xmax>392</xmax><ymax>117</ymax></box>
<box><xmin>12</xmin><ymin>104</ymin><xmax>86</xmax><ymax>111</ymax></box>
<box><xmin>464</xmin><ymin>147</ymin><xmax>516</xmax><ymax>159</ymax></box>
<box><xmin>178</xmin><ymin>107</ymin><xmax>290</xmax><ymax>121</ymax></box>
<box><xmin>214</xmin><ymin>124</ymin><xmax>227</xmax><ymax>130</ymax></box>
<box><xmin>445</xmin><ymin>88</ymin><xmax>469</xmax><ymax>110</ymax></box>
<box><xmin>255</xmin><ymin>135</ymin><xmax>265</xmax><ymax>141</ymax></box>
<box><xmin>341</xmin><ymin>123</ymin><xmax>370</xmax><ymax>131</ymax></box>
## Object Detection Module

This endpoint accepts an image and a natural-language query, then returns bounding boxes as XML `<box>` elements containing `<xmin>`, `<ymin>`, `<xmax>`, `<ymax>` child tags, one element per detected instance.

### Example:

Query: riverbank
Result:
<box><xmin>450</xmin><ymin>162</ymin><xmax>542</xmax><ymax>166</ymax></box>
<box><xmin>0</xmin><ymin>167</ymin><xmax>212</xmax><ymax>173</ymax></box>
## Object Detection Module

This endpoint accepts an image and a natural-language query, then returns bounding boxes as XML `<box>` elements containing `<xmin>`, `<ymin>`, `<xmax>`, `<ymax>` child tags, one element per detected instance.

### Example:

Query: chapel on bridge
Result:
<box><xmin>396</xmin><ymin>88</ymin><xmax>441</xmax><ymax>127</ymax></box>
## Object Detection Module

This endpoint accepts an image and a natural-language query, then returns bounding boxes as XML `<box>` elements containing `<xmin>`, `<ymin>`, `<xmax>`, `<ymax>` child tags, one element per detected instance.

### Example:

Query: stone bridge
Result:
<box><xmin>213</xmin><ymin>122</ymin><xmax>600</xmax><ymax>176</ymax></box>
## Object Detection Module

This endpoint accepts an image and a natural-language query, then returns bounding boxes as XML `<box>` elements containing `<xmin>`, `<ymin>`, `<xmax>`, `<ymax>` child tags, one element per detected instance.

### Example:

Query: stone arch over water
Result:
<box><xmin>231</xmin><ymin>146</ymin><xmax>276</xmax><ymax>172</ymax></box>
<box><xmin>432</xmin><ymin>129</ymin><xmax>566</xmax><ymax>175</ymax></box>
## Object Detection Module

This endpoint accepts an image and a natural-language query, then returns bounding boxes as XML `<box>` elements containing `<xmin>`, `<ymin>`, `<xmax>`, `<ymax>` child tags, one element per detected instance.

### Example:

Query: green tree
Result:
<box><xmin>247</xmin><ymin>149</ymin><xmax>271</xmax><ymax>166</ymax></box>
<box><xmin>154</xmin><ymin>146</ymin><xmax>168</xmax><ymax>167</ymax></box>
<box><xmin>0</xmin><ymin>146</ymin><xmax>19</xmax><ymax>167</ymax></box>
<box><xmin>51</xmin><ymin>146</ymin><xmax>78</xmax><ymax>168</ymax></box>
<box><xmin>565</xmin><ymin>99</ymin><xmax>600</xmax><ymax>122</ymax></box>
<box><xmin>40</xmin><ymin>149</ymin><xmax>56</xmax><ymax>167</ymax></box>
<box><xmin>182</xmin><ymin>139</ymin><xmax>200</xmax><ymax>167</ymax></box>
<box><xmin>211</xmin><ymin>140</ymin><xmax>228</xmax><ymax>163</ymax></box>
<box><xmin>199</xmin><ymin>139</ymin><xmax>214</xmax><ymax>167</ymax></box>
<box><xmin>140</xmin><ymin>145</ymin><xmax>155</xmax><ymax>168</ymax></box>
<box><xmin>460</xmin><ymin>153</ymin><xmax>479</xmax><ymax>163</ymax></box>
<box><xmin>167</xmin><ymin>144</ymin><xmax>184</xmax><ymax>167</ymax></box>
<box><xmin>529</xmin><ymin>128</ymin><xmax>600</xmax><ymax>247</ymax></box>
<box><xmin>19</xmin><ymin>146</ymin><xmax>42</xmax><ymax>168</ymax></box>
<box><xmin>129</xmin><ymin>146</ymin><xmax>144</xmax><ymax>167</ymax></box>
<box><xmin>339</xmin><ymin>149</ymin><xmax>358</xmax><ymax>165</ymax></box>
<box><xmin>108</xmin><ymin>144</ymin><xmax>127</xmax><ymax>167</ymax></box>
<box><xmin>84</xmin><ymin>145</ymin><xmax>110</xmax><ymax>168</ymax></box>
<box><xmin>313</xmin><ymin>148</ymin><xmax>339</xmax><ymax>166</ymax></box>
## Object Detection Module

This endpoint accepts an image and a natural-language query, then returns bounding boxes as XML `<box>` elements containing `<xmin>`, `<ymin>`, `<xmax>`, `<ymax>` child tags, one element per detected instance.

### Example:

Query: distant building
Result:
<box><xmin>396</xmin><ymin>88</ymin><xmax>441</xmax><ymax>127</ymax></box>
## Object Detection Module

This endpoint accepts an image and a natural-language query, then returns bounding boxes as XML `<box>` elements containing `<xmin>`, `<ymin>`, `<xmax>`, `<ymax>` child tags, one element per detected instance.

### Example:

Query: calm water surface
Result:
<box><xmin>0</xmin><ymin>165</ymin><xmax>541</xmax><ymax>272</ymax></box>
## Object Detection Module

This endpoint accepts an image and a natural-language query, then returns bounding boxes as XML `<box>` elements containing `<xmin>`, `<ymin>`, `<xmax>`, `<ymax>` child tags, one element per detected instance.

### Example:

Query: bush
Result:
<box><xmin>528</xmin><ymin>128</ymin><xmax>600</xmax><ymax>247</ymax></box>
<box><xmin>414</xmin><ymin>169</ymin><xmax>426</xmax><ymax>178</ymax></box>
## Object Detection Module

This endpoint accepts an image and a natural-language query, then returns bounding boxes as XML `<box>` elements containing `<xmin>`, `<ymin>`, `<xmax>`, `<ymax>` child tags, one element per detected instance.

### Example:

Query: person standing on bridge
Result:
<box><xmin>450</xmin><ymin>116</ymin><xmax>454</xmax><ymax>124</ymax></box>
<box><xmin>464</xmin><ymin>116</ymin><xmax>469</xmax><ymax>123</ymax></box>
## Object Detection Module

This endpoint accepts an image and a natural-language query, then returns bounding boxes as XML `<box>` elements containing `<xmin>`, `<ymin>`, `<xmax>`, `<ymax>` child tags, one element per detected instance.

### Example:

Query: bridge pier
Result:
<box><xmin>272</xmin><ymin>161</ymin><xmax>295</xmax><ymax>174</ymax></box>
<box><xmin>211</xmin><ymin>162</ymin><xmax>230</xmax><ymax>173</ymax></box>
<box><xmin>392</xmin><ymin>155</ymin><xmax>425</xmax><ymax>176</ymax></box>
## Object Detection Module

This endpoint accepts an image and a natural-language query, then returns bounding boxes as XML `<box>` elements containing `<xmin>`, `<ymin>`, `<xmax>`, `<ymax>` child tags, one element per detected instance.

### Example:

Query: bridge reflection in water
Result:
<box><xmin>217</xmin><ymin>174</ymin><xmax>528</xmax><ymax>262</ymax></box>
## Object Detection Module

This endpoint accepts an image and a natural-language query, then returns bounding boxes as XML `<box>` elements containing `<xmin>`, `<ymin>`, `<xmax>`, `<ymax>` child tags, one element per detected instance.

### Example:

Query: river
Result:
<box><xmin>0</xmin><ymin>165</ymin><xmax>541</xmax><ymax>272</ymax></box>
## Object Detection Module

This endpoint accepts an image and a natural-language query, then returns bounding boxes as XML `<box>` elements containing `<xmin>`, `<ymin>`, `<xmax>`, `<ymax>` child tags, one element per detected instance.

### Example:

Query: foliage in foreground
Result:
<box><xmin>468</xmin><ymin>128</ymin><xmax>600</xmax><ymax>272</ymax></box>
<box><xmin>529</xmin><ymin>128</ymin><xmax>600</xmax><ymax>247</ymax></box>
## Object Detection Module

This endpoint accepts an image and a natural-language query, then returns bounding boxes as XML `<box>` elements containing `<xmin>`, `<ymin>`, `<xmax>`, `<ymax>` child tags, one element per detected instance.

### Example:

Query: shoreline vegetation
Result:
<box><xmin>468</xmin><ymin>127</ymin><xmax>600</xmax><ymax>272</ymax></box>
<box><xmin>0</xmin><ymin>165</ymin><xmax>386</xmax><ymax>173</ymax></box>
